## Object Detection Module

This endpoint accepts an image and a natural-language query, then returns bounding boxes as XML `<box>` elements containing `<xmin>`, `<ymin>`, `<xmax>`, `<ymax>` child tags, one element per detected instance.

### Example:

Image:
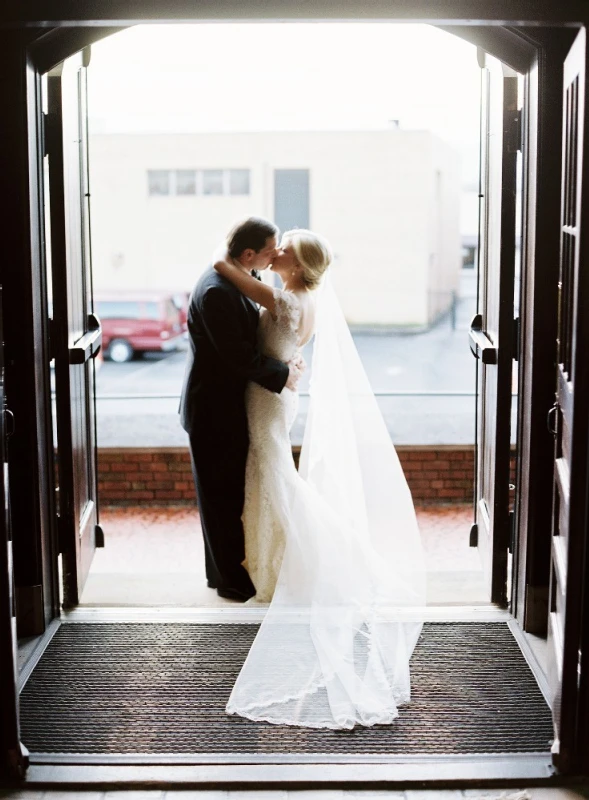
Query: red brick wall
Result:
<box><xmin>397</xmin><ymin>446</ymin><xmax>476</xmax><ymax>503</ymax></box>
<box><xmin>98</xmin><ymin>449</ymin><xmax>194</xmax><ymax>504</ymax></box>
<box><xmin>98</xmin><ymin>445</ymin><xmax>481</xmax><ymax>506</ymax></box>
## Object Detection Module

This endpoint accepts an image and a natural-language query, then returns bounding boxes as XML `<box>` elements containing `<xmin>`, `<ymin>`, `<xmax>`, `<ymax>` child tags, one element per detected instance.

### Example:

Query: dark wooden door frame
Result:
<box><xmin>2</xmin><ymin>0</ymin><xmax>589</xmax><ymax>26</ymax></box>
<box><xmin>47</xmin><ymin>54</ymin><xmax>102</xmax><ymax>608</ymax></box>
<box><xmin>512</xmin><ymin>30</ymin><xmax>578</xmax><ymax>636</ymax></box>
<box><xmin>1</xmin><ymin>6</ymin><xmax>588</xmax><ymax>778</ymax></box>
<box><xmin>470</xmin><ymin>55</ymin><xmax>519</xmax><ymax>607</ymax></box>
<box><xmin>0</xmin><ymin>285</ymin><xmax>29</xmax><ymax>778</ymax></box>
<box><xmin>546</xmin><ymin>27</ymin><xmax>589</xmax><ymax>773</ymax></box>
<box><xmin>0</xmin><ymin>33</ymin><xmax>61</xmax><ymax>646</ymax></box>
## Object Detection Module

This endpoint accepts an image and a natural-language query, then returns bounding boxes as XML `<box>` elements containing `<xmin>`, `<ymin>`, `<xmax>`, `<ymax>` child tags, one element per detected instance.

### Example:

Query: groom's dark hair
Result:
<box><xmin>227</xmin><ymin>217</ymin><xmax>279</xmax><ymax>258</ymax></box>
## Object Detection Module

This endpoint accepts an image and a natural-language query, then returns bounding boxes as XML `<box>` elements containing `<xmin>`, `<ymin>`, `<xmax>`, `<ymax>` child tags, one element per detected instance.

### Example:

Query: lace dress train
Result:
<box><xmin>226</xmin><ymin>286</ymin><xmax>425</xmax><ymax>729</ymax></box>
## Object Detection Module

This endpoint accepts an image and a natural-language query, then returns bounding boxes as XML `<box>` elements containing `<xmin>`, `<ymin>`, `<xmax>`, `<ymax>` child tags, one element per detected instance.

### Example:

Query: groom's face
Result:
<box><xmin>249</xmin><ymin>235</ymin><xmax>278</xmax><ymax>271</ymax></box>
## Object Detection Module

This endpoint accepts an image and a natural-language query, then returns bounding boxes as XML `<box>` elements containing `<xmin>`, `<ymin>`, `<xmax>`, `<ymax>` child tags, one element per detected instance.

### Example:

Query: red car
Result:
<box><xmin>95</xmin><ymin>292</ymin><xmax>185</xmax><ymax>363</ymax></box>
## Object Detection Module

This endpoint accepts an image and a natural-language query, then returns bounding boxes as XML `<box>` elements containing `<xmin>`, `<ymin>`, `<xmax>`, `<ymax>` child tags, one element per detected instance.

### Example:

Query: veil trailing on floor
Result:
<box><xmin>226</xmin><ymin>276</ymin><xmax>426</xmax><ymax>729</ymax></box>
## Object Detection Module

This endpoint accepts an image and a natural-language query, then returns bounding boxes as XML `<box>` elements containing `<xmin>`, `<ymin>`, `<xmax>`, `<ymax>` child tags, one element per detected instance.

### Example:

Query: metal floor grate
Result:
<box><xmin>20</xmin><ymin>622</ymin><xmax>553</xmax><ymax>755</ymax></box>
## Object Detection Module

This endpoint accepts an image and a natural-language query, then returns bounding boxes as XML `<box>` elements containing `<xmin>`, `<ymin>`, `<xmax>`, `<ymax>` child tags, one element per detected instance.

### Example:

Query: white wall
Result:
<box><xmin>428</xmin><ymin>136</ymin><xmax>462</xmax><ymax>320</ymax></box>
<box><xmin>89</xmin><ymin>129</ymin><xmax>461</xmax><ymax>326</ymax></box>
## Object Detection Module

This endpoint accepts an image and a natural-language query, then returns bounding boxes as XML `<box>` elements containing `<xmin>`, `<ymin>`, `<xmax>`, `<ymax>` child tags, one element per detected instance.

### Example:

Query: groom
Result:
<box><xmin>180</xmin><ymin>217</ymin><xmax>301</xmax><ymax>601</ymax></box>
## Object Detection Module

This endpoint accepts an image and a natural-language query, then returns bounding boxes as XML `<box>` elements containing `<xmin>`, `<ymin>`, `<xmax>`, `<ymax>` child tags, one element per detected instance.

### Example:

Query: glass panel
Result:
<box><xmin>148</xmin><ymin>170</ymin><xmax>170</xmax><ymax>195</ymax></box>
<box><xmin>176</xmin><ymin>169</ymin><xmax>196</xmax><ymax>195</ymax></box>
<box><xmin>202</xmin><ymin>169</ymin><xmax>224</xmax><ymax>195</ymax></box>
<box><xmin>96</xmin><ymin>301</ymin><xmax>142</xmax><ymax>319</ymax></box>
<box><xmin>166</xmin><ymin>299</ymin><xmax>179</xmax><ymax>322</ymax></box>
<box><xmin>229</xmin><ymin>169</ymin><xmax>250</xmax><ymax>195</ymax></box>
<box><xmin>144</xmin><ymin>301</ymin><xmax>160</xmax><ymax>320</ymax></box>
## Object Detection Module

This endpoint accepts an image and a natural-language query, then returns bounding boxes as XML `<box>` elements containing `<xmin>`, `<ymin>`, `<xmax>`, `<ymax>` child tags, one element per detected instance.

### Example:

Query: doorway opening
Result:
<box><xmin>13</xmin><ymin>15</ymin><xmax>574</xmax><ymax>779</ymax></box>
<box><xmin>45</xmin><ymin>22</ymin><xmax>504</xmax><ymax>609</ymax></box>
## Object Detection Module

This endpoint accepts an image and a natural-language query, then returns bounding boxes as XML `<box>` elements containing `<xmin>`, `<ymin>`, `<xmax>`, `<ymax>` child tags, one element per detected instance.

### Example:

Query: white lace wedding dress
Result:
<box><xmin>226</xmin><ymin>285</ymin><xmax>426</xmax><ymax>729</ymax></box>
<box><xmin>241</xmin><ymin>288</ymin><xmax>302</xmax><ymax>602</ymax></box>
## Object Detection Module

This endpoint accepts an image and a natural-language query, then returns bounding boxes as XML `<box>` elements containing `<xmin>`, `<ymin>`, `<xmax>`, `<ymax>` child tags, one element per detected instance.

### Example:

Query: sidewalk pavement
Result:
<box><xmin>81</xmin><ymin>504</ymin><xmax>486</xmax><ymax>606</ymax></box>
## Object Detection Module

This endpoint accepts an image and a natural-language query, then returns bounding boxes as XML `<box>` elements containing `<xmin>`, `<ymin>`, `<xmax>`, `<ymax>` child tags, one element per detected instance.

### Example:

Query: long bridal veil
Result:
<box><xmin>226</xmin><ymin>276</ymin><xmax>426</xmax><ymax>729</ymax></box>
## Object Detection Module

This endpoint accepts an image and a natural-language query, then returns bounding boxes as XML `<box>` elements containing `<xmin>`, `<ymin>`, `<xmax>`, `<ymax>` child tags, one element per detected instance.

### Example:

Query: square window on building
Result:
<box><xmin>175</xmin><ymin>169</ymin><xmax>197</xmax><ymax>195</ymax></box>
<box><xmin>229</xmin><ymin>169</ymin><xmax>250</xmax><ymax>195</ymax></box>
<box><xmin>148</xmin><ymin>170</ymin><xmax>170</xmax><ymax>196</ymax></box>
<box><xmin>202</xmin><ymin>169</ymin><xmax>224</xmax><ymax>195</ymax></box>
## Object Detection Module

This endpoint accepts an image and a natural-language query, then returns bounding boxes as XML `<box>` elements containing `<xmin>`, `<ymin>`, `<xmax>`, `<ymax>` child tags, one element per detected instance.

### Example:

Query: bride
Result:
<box><xmin>213</xmin><ymin>229</ymin><xmax>426</xmax><ymax>730</ymax></box>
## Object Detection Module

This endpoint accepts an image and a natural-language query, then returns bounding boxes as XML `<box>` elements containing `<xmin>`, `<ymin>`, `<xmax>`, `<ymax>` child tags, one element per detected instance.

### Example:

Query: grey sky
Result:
<box><xmin>88</xmin><ymin>23</ymin><xmax>481</xmax><ymax>181</ymax></box>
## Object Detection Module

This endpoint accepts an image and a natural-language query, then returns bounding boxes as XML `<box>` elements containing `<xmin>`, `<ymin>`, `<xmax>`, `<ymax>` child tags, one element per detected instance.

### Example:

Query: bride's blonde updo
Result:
<box><xmin>282</xmin><ymin>229</ymin><xmax>333</xmax><ymax>290</ymax></box>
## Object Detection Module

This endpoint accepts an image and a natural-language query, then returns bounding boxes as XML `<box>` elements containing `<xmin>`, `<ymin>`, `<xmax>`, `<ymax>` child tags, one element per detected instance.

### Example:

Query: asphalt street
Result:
<box><xmin>94</xmin><ymin>272</ymin><xmax>516</xmax><ymax>447</ymax></box>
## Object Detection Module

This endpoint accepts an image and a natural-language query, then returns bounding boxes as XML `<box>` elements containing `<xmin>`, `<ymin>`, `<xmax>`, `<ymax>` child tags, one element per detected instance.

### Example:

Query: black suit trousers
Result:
<box><xmin>188</xmin><ymin>409</ymin><xmax>255</xmax><ymax>595</ymax></box>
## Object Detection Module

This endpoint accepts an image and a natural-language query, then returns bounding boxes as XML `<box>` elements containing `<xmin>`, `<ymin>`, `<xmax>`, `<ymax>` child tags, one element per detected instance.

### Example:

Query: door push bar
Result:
<box><xmin>469</xmin><ymin>313</ymin><xmax>498</xmax><ymax>365</ymax></box>
<box><xmin>69</xmin><ymin>313</ymin><xmax>102</xmax><ymax>365</ymax></box>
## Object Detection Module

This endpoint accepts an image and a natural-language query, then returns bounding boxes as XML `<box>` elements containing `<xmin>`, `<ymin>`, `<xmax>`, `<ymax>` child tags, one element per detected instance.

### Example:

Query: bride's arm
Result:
<box><xmin>212</xmin><ymin>246</ymin><xmax>277</xmax><ymax>315</ymax></box>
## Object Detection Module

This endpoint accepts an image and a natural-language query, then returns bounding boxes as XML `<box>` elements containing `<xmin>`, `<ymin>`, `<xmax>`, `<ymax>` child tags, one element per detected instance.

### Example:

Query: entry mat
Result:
<box><xmin>20</xmin><ymin>622</ymin><xmax>553</xmax><ymax>755</ymax></box>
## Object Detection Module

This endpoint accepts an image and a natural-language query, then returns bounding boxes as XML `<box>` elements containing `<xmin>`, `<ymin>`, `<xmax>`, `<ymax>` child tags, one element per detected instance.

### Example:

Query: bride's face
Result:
<box><xmin>270</xmin><ymin>241</ymin><xmax>298</xmax><ymax>277</ymax></box>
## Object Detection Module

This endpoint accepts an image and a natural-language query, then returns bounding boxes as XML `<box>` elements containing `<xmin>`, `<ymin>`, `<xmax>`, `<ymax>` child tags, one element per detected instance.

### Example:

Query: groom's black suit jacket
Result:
<box><xmin>179</xmin><ymin>266</ymin><xmax>288</xmax><ymax>591</ymax></box>
<box><xmin>179</xmin><ymin>266</ymin><xmax>288</xmax><ymax>436</ymax></box>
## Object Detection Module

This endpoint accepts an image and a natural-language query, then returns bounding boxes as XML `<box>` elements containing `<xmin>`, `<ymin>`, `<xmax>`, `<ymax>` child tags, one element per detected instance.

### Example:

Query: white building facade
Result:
<box><xmin>89</xmin><ymin>129</ymin><xmax>461</xmax><ymax>327</ymax></box>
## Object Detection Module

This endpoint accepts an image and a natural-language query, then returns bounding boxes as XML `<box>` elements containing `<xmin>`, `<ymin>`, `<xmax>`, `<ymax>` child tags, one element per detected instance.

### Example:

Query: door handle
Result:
<box><xmin>5</xmin><ymin>408</ymin><xmax>15</xmax><ymax>438</ymax></box>
<box><xmin>69</xmin><ymin>313</ymin><xmax>102</xmax><ymax>364</ymax></box>
<box><xmin>469</xmin><ymin>314</ymin><xmax>498</xmax><ymax>365</ymax></box>
<box><xmin>547</xmin><ymin>402</ymin><xmax>559</xmax><ymax>436</ymax></box>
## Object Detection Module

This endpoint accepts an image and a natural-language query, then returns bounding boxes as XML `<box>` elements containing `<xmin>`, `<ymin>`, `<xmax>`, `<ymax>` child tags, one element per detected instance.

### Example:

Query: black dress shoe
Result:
<box><xmin>207</xmin><ymin>579</ymin><xmax>218</xmax><ymax>589</ymax></box>
<box><xmin>216</xmin><ymin>586</ymin><xmax>254</xmax><ymax>602</ymax></box>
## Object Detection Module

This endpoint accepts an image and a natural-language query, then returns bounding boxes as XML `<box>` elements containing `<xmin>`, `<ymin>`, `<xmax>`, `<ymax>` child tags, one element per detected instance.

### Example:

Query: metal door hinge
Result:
<box><xmin>508</xmin><ymin>509</ymin><xmax>516</xmax><ymax>554</ymax></box>
<box><xmin>56</xmin><ymin>513</ymin><xmax>66</xmax><ymax>554</ymax></box>
<box><xmin>48</xmin><ymin>317</ymin><xmax>55</xmax><ymax>362</ymax></box>
<box><xmin>513</xmin><ymin>316</ymin><xmax>520</xmax><ymax>361</ymax></box>
<box><xmin>41</xmin><ymin>112</ymin><xmax>48</xmax><ymax>158</ymax></box>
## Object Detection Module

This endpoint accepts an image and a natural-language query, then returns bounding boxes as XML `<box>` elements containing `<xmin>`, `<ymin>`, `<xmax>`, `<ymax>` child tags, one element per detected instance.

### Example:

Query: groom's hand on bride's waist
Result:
<box><xmin>290</xmin><ymin>353</ymin><xmax>306</xmax><ymax>373</ymax></box>
<box><xmin>285</xmin><ymin>355</ymin><xmax>305</xmax><ymax>391</ymax></box>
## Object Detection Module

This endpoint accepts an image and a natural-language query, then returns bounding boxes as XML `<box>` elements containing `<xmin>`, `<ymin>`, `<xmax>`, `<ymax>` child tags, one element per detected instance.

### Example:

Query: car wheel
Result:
<box><xmin>107</xmin><ymin>338</ymin><xmax>134</xmax><ymax>363</ymax></box>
